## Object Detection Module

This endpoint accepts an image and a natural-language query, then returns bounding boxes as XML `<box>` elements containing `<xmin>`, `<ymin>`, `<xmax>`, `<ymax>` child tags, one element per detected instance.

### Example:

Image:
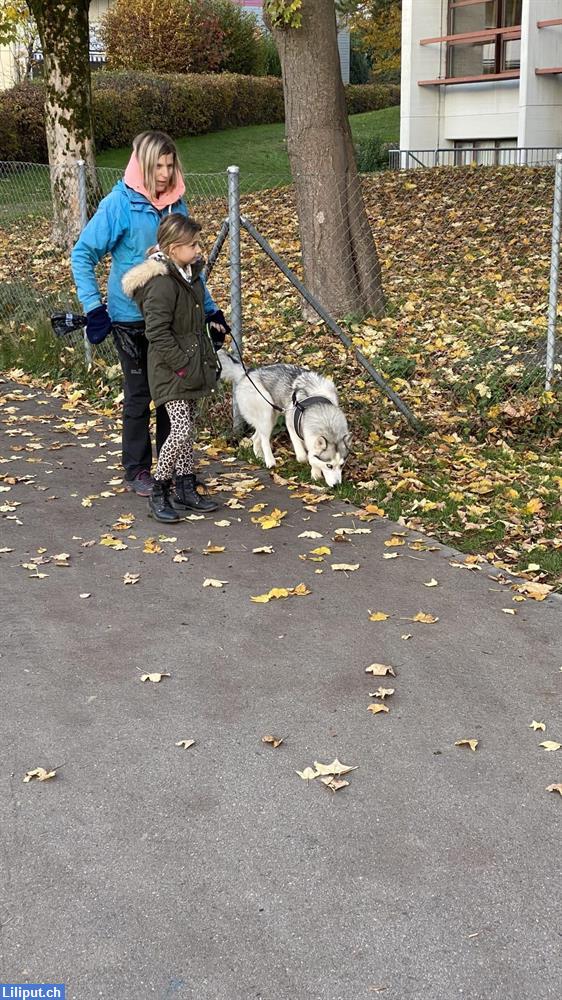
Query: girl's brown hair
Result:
<box><xmin>133</xmin><ymin>130</ymin><xmax>184</xmax><ymax>198</ymax></box>
<box><xmin>155</xmin><ymin>214</ymin><xmax>202</xmax><ymax>256</ymax></box>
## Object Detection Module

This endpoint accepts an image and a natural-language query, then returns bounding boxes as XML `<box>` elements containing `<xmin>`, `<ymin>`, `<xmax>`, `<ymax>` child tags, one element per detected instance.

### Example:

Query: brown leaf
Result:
<box><xmin>367</xmin><ymin>703</ymin><xmax>390</xmax><ymax>715</ymax></box>
<box><xmin>365</xmin><ymin>663</ymin><xmax>396</xmax><ymax>676</ymax></box>
<box><xmin>262</xmin><ymin>735</ymin><xmax>284</xmax><ymax>748</ymax></box>
<box><xmin>545</xmin><ymin>783</ymin><xmax>562</xmax><ymax>795</ymax></box>
<box><xmin>455</xmin><ymin>739</ymin><xmax>479</xmax><ymax>751</ymax></box>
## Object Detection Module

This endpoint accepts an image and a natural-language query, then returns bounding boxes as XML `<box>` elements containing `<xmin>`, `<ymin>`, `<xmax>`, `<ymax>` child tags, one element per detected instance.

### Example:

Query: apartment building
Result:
<box><xmin>400</xmin><ymin>0</ymin><xmax>562</xmax><ymax>163</ymax></box>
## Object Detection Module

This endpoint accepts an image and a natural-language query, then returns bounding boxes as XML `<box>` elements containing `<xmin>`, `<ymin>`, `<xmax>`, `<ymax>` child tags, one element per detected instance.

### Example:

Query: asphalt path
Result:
<box><xmin>0</xmin><ymin>378</ymin><xmax>560</xmax><ymax>1000</ymax></box>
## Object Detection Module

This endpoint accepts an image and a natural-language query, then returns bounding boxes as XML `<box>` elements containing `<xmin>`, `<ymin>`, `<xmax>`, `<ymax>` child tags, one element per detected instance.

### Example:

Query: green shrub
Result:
<box><xmin>350</xmin><ymin>46</ymin><xmax>370</xmax><ymax>85</ymax></box>
<box><xmin>346</xmin><ymin>82</ymin><xmax>400</xmax><ymax>114</ymax></box>
<box><xmin>210</xmin><ymin>0</ymin><xmax>267</xmax><ymax>76</ymax></box>
<box><xmin>355</xmin><ymin>134</ymin><xmax>396</xmax><ymax>173</ymax></box>
<box><xmin>0</xmin><ymin>75</ymin><xmax>400</xmax><ymax>163</ymax></box>
<box><xmin>260</xmin><ymin>30</ymin><xmax>282</xmax><ymax>77</ymax></box>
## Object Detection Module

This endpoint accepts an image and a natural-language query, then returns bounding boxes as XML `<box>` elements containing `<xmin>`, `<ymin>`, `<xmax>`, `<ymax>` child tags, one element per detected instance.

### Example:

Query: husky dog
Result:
<box><xmin>218</xmin><ymin>351</ymin><xmax>351</xmax><ymax>487</ymax></box>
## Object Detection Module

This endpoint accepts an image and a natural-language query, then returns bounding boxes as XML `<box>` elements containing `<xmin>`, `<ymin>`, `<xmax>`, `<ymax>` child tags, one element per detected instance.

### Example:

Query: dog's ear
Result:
<box><xmin>313</xmin><ymin>435</ymin><xmax>327</xmax><ymax>454</ymax></box>
<box><xmin>343</xmin><ymin>433</ymin><xmax>353</xmax><ymax>453</ymax></box>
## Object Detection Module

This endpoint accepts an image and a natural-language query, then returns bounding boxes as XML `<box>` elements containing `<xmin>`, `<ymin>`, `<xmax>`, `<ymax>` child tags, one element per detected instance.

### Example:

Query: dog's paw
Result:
<box><xmin>264</xmin><ymin>457</ymin><xmax>277</xmax><ymax>469</ymax></box>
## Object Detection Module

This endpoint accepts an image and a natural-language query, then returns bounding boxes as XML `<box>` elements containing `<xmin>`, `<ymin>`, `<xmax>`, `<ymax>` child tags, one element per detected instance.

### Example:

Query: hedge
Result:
<box><xmin>0</xmin><ymin>73</ymin><xmax>400</xmax><ymax>164</ymax></box>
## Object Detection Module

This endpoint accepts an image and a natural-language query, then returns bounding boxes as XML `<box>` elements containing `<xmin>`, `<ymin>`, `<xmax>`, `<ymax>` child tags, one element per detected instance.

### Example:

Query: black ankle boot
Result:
<box><xmin>149</xmin><ymin>479</ymin><xmax>180</xmax><ymax>523</ymax></box>
<box><xmin>173</xmin><ymin>473</ymin><xmax>219</xmax><ymax>513</ymax></box>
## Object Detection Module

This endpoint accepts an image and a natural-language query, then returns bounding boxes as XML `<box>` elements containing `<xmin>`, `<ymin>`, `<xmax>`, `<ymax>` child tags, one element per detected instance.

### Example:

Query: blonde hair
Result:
<box><xmin>132</xmin><ymin>130</ymin><xmax>184</xmax><ymax>198</ymax></box>
<box><xmin>155</xmin><ymin>213</ymin><xmax>202</xmax><ymax>256</ymax></box>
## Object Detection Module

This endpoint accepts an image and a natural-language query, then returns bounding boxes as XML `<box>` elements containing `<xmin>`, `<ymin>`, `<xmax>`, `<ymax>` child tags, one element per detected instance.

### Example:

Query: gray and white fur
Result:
<box><xmin>218</xmin><ymin>351</ymin><xmax>351</xmax><ymax>487</ymax></box>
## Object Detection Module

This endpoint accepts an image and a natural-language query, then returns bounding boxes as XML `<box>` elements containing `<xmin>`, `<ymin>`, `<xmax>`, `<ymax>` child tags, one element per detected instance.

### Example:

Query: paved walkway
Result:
<box><xmin>0</xmin><ymin>379</ymin><xmax>560</xmax><ymax>1000</ymax></box>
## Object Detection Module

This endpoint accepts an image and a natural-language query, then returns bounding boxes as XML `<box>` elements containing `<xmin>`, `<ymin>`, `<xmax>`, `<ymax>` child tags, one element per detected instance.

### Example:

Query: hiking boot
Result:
<box><xmin>148</xmin><ymin>479</ymin><xmax>180</xmax><ymax>523</ymax></box>
<box><xmin>173</xmin><ymin>473</ymin><xmax>219</xmax><ymax>513</ymax></box>
<box><xmin>125</xmin><ymin>469</ymin><xmax>154</xmax><ymax>497</ymax></box>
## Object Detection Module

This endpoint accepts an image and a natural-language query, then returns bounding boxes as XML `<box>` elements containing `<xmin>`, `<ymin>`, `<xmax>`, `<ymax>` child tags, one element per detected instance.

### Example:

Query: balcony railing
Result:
<box><xmin>388</xmin><ymin>147</ymin><xmax>562</xmax><ymax>170</ymax></box>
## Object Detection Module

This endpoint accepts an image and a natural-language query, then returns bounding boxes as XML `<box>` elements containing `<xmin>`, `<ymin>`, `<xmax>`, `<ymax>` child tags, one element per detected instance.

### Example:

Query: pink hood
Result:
<box><xmin>123</xmin><ymin>152</ymin><xmax>185</xmax><ymax>210</ymax></box>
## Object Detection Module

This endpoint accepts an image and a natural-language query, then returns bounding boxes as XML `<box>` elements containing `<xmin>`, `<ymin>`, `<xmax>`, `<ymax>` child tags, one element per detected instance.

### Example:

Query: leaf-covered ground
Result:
<box><xmin>0</xmin><ymin>165</ymin><xmax>560</xmax><ymax>584</ymax></box>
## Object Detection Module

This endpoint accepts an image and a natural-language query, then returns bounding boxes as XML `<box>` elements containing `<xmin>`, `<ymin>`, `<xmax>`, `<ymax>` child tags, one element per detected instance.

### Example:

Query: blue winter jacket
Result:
<box><xmin>71</xmin><ymin>179</ymin><xmax>217</xmax><ymax>324</ymax></box>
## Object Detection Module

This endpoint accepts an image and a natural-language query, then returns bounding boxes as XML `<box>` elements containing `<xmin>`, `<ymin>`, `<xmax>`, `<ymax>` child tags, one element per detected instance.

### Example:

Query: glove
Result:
<box><xmin>206</xmin><ymin>308</ymin><xmax>230</xmax><ymax>349</ymax></box>
<box><xmin>86</xmin><ymin>304</ymin><xmax>112</xmax><ymax>345</ymax></box>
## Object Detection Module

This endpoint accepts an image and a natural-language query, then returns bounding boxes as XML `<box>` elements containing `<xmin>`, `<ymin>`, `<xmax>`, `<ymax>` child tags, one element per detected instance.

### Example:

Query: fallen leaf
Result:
<box><xmin>367</xmin><ymin>703</ymin><xmax>390</xmax><ymax>715</ymax></box>
<box><xmin>529</xmin><ymin>721</ymin><xmax>546</xmax><ymax>732</ymax></box>
<box><xmin>366</xmin><ymin>663</ymin><xmax>396</xmax><ymax>676</ymax></box>
<box><xmin>382</xmin><ymin>552</ymin><xmax>399</xmax><ymax>560</ymax></box>
<box><xmin>515</xmin><ymin>581</ymin><xmax>553</xmax><ymax>602</ymax></box>
<box><xmin>23</xmin><ymin>767</ymin><xmax>56</xmax><ymax>782</ymax></box>
<box><xmin>203</xmin><ymin>578</ymin><xmax>228</xmax><ymax>588</ymax></box>
<box><xmin>250</xmin><ymin>583</ymin><xmax>310</xmax><ymax>603</ymax></box>
<box><xmin>253</xmin><ymin>545</ymin><xmax>274</xmax><ymax>554</ymax></box>
<box><xmin>252</xmin><ymin>507</ymin><xmax>287</xmax><ymax>530</ymax></box>
<box><xmin>410</xmin><ymin>612</ymin><xmax>439</xmax><ymax>624</ymax></box>
<box><xmin>368</xmin><ymin>611</ymin><xmax>390</xmax><ymax>621</ymax></box>
<box><xmin>401</xmin><ymin>633</ymin><xmax>412</xmax><ymax>640</ymax></box>
<box><xmin>99</xmin><ymin>534</ymin><xmax>128</xmax><ymax>551</ymax></box>
<box><xmin>313</xmin><ymin>759</ymin><xmax>358</xmax><ymax>776</ymax></box>
<box><xmin>143</xmin><ymin>538</ymin><xmax>163</xmax><ymax>554</ymax></box>
<box><xmin>203</xmin><ymin>544</ymin><xmax>225</xmax><ymax>554</ymax></box>
<box><xmin>262</xmin><ymin>735</ymin><xmax>284</xmax><ymax>748</ymax></box>
<box><xmin>502</xmin><ymin>608</ymin><xmax>516</xmax><ymax>615</ymax></box>
<box><xmin>298</xmin><ymin>530</ymin><xmax>323</xmax><ymax>539</ymax></box>
<box><xmin>53</xmin><ymin>552</ymin><xmax>70</xmax><ymax>566</ymax></box>
<box><xmin>539</xmin><ymin>741</ymin><xmax>561</xmax><ymax>751</ymax></box>
<box><xmin>123</xmin><ymin>572</ymin><xmax>140</xmax><ymax>585</ymax></box>
<box><xmin>320</xmin><ymin>776</ymin><xmax>349</xmax><ymax>792</ymax></box>
<box><xmin>140</xmin><ymin>672</ymin><xmax>170</xmax><ymax>683</ymax></box>
<box><xmin>79</xmin><ymin>593</ymin><xmax>91</xmax><ymax>599</ymax></box>
<box><xmin>455</xmin><ymin>739</ymin><xmax>479</xmax><ymax>751</ymax></box>
<box><xmin>296</xmin><ymin>767</ymin><xmax>319</xmax><ymax>780</ymax></box>
<box><xmin>175</xmin><ymin>739</ymin><xmax>195</xmax><ymax>749</ymax></box>
<box><xmin>385</xmin><ymin>536</ymin><xmax>405</xmax><ymax>547</ymax></box>
<box><xmin>249</xmin><ymin>503</ymin><xmax>267</xmax><ymax>513</ymax></box>
<box><xmin>423</xmin><ymin>578</ymin><xmax>439</xmax><ymax>588</ymax></box>
<box><xmin>214</xmin><ymin>519</ymin><xmax>231</xmax><ymax>527</ymax></box>
<box><xmin>331</xmin><ymin>563</ymin><xmax>360</xmax><ymax>572</ymax></box>
<box><xmin>545</xmin><ymin>783</ymin><xmax>562</xmax><ymax>795</ymax></box>
<box><xmin>370</xmin><ymin>687</ymin><xmax>395</xmax><ymax>699</ymax></box>
<box><xmin>310</xmin><ymin>546</ymin><xmax>331</xmax><ymax>556</ymax></box>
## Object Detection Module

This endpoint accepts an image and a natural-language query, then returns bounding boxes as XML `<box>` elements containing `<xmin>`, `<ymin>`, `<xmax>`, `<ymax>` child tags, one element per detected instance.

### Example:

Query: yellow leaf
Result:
<box><xmin>175</xmin><ymin>739</ymin><xmax>195</xmax><ymax>749</ymax></box>
<box><xmin>140</xmin><ymin>672</ymin><xmax>170</xmax><ymax>683</ymax></box>
<box><xmin>296</xmin><ymin>767</ymin><xmax>319</xmax><ymax>780</ymax></box>
<box><xmin>173</xmin><ymin>553</ymin><xmax>189</xmax><ymax>563</ymax></box>
<box><xmin>331</xmin><ymin>563</ymin><xmax>360</xmax><ymax>572</ymax></box>
<box><xmin>252</xmin><ymin>507</ymin><xmax>287</xmax><ymax>530</ymax></box>
<box><xmin>367</xmin><ymin>703</ymin><xmax>390</xmax><ymax>715</ymax></box>
<box><xmin>529</xmin><ymin>721</ymin><xmax>546</xmax><ymax>732</ymax></box>
<box><xmin>99</xmin><ymin>534</ymin><xmax>128</xmax><ymax>550</ymax></box>
<box><xmin>410</xmin><ymin>612</ymin><xmax>439</xmax><ymax>624</ymax></box>
<box><xmin>384</xmin><ymin>537</ymin><xmax>405</xmax><ymax>547</ymax></box>
<box><xmin>310</xmin><ymin>546</ymin><xmax>331</xmax><ymax>556</ymax></box>
<box><xmin>313</xmin><ymin>759</ymin><xmax>358</xmax><ymax>776</ymax></box>
<box><xmin>214</xmin><ymin>519</ymin><xmax>231</xmax><ymax>527</ymax></box>
<box><xmin>525</xmin><ymin>498</ymin><xmax>543</xmax><ymax>515</ymax></box>
<box><xmin>423</xmin><ymin>578</ymin><xmax>438</xmax><ymax>588</ymax></box>
<box><xmin>53</xmin><ymin>552</ymin><xmax>70</xmax><ymax>566</ymax></box>
<box><xmin>298</xmin><ymin>530</ymin><xmax>323</xmax><ymax>539</ymax></box>
<box><xmin>382</xmin><ymin>552</ymin><xmax>399</xmax><ymax>560</ymax></box>
<box><xmin>368</xmin><ymin>611</ymin><xmax>390</xmax><ymax>621</ymax></box>
<box><xmin>293</xmin><ymin>583</ymin><xmax>311</xmax><ymax>596</ymax></box>
<box><xmin>370</xmin><ymin>687</ymin><xmax>395</xmax><ymax>699</ymax></box>
<box><xmin>455</xmin><ymin>739</ymin><xmax>479</xmax><ymax>751</ymax></box>
<box><xmin>515</xmin><ymin>582</ymin><xmax>553</xmax><ymax>601</ymax></box>
<box><xmin>249</xmin><ymin>503</ymin><xmax>267</xmax><ymax>512</ymax></box>
<box><xmin>203</xmin><ymin>578</ymin><xmax>228</xmax><ymax>588</ymax></box>
<box><xmin>539</xmin><ymin>741</ymin><xmax>561</xmax><ymax>751</ymax></box>
<box><xmin>23</xmin><ymin>767</ymin><xmax>56</xmax><ymax>783</ymax></box>
<box><xmin>143</xmin><ymin>537</ymin><xmax>163</xmax><ymax>554</ymax></box>
<box><xmin>365</xmin><ymin>663</ymin><xmax>396</xmax><ymax>676</ymax></box>
<box><xmin>203</xmin><ymin>544</ymin><xmax>225</xmax><ymax>554</ymax></box>
<box><xmin>546</xmin><ymin>783</ymin><xmax>562</xmax><ymax>795</ymax></box>
<box><xmin>262</xmin><ymin>735</ymin><xmax>284</xmax><ymax>748</ymax></box>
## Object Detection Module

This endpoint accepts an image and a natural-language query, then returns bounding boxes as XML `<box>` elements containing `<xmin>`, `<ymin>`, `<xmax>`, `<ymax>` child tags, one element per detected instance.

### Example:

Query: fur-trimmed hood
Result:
<box><xmin>122</xmin><ymin>257</ymin><xmax>169</xmax><ymax>299</ymax></box>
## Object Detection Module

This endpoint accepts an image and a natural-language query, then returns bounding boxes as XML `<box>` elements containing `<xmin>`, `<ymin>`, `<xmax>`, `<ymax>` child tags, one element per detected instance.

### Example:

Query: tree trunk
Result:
<box><xmin>271</xmin><ymin>0</ymin><xmax>385</xmax><ymax>319</ymax></box>
<box><xmin>27</xmin><ymin>1</ymin><xmax>99</xmax><ymax>249</ymax></box>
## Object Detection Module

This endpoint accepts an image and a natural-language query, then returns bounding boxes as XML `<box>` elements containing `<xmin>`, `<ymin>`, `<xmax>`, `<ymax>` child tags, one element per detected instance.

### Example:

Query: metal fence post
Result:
<box><xmin>227</xmin><ymin>165</ymin><xmax>244</xmax><ymax>435</ymax></box>
<box><xmin>546</xmin><ymin>152</ymin><xmax>562</xmax><ymax>390</ymax></box>
<box><xmin>76</xmin><ymin>159</ymin><xmax>92</xmax><ymax>367</ymax></box>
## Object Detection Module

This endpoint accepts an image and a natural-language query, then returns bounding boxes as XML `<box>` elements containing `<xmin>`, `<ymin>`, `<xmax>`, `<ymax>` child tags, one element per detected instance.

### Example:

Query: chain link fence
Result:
<box><xmin>0</xmin><ymin>155</ymin><xmax>561</xmax><ymax>438</ymax></box>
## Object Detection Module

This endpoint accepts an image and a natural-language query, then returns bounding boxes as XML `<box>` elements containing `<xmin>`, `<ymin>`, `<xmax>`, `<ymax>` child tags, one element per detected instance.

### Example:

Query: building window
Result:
<box><xmin>448</xmin><ymin>0</ymin><xmax>522</xmax><ymax>79</ymax></box>
<box><xmin>454</xmin><ymin>138</ymin><xmax>517</xmax><ymax>166</ymax></box>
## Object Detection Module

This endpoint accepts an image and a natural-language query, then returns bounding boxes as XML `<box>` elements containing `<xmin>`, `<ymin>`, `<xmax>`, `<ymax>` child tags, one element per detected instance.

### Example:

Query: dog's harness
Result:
<box><xmin>292</xmin><ymin>390</ymin><xmax>334</xmax><ymax>440</ymax></box>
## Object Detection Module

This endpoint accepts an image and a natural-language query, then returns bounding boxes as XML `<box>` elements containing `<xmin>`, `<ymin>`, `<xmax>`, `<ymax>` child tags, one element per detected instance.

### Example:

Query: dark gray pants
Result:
<box><xmin>113</xmin><ymin>323</ymin><xmax>170</xmax><ymax>481</ymax></box>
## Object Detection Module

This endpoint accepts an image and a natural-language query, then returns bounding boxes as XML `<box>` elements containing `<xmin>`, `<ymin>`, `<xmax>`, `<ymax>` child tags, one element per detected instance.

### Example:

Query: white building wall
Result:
<box><xmin>401</xmin><ymin>0</ymin><xmax>562</xmax><ymax>154</ymax></box>
<box><xmin>518</xmin><ymin>0</ymin><xmax>562</xmax><ymax>147</ymax></box>
<box><xmin>400</xmin><ymin>0</ymin><xmax>447</xmax><ymax>151</ymax></box>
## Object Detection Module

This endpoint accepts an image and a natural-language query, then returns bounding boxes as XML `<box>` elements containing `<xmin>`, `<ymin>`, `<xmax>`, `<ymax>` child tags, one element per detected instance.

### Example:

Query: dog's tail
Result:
<box><xmin>217</xmin><ymin>349</ymin><xmax>245</xmax><ymax>385</ymax></box>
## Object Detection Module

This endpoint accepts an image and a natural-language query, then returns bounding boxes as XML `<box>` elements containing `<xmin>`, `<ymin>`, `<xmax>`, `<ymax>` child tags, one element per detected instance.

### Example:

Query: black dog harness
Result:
<box><xmin>292</xmin><ymin>390</ymin><xmax>334</xmax><ymax>440</ymax></box>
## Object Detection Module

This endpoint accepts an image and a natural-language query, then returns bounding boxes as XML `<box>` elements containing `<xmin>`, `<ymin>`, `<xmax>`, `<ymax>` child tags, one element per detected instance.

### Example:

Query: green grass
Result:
<box><xmin>96</xmin><ymin>106</ymin><xmax>400</xmax><ymax>191</ymax></box>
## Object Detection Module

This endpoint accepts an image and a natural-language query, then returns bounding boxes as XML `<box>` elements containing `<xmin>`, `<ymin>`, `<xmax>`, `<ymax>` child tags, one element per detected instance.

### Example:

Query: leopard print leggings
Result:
<box><xmin>155</xmin><ymin>399</ymin><xmax>197</xmax><ymax>480</ymax></box>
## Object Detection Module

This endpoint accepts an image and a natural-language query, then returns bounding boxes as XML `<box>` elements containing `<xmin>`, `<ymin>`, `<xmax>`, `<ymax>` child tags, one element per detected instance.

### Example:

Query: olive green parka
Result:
<box><xmin>121</xmin><ymin>254</ymin><xmax>220</xmax><ymax>408</ymax></box>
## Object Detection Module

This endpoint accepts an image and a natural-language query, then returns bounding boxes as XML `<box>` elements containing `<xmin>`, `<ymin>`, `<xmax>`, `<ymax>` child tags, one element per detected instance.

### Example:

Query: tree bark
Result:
<box><xmin>27</xmin><ymin>1</ymin><xmax>99</xmax><ymax>249</ymax></box>
<box><xmin>270</xmin><ymin>0</ymin><xmax>385</xmax><ymax>319</ymax></box>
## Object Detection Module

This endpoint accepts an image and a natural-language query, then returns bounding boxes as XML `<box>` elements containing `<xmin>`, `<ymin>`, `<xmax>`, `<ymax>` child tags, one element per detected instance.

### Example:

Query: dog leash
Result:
<box><xmin>228</xmin><ymin>338</ymin><xmax>285</xmax><ymax>414</ymax></box>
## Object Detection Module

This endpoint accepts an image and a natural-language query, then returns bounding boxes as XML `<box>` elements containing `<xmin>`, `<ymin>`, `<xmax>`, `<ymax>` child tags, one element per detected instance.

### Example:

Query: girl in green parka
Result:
<box><xmin>122</xmin><ymin>214</ymin><xmax>223</xmax><ymax>523</ymax></box>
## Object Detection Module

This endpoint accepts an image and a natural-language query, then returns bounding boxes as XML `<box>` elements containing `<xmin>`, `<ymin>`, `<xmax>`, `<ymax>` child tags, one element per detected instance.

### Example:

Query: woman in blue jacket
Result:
<box><xmin>71</xmin><ymin>130</ymin><xmax>229</xmax><ymax>496</ymax></box>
